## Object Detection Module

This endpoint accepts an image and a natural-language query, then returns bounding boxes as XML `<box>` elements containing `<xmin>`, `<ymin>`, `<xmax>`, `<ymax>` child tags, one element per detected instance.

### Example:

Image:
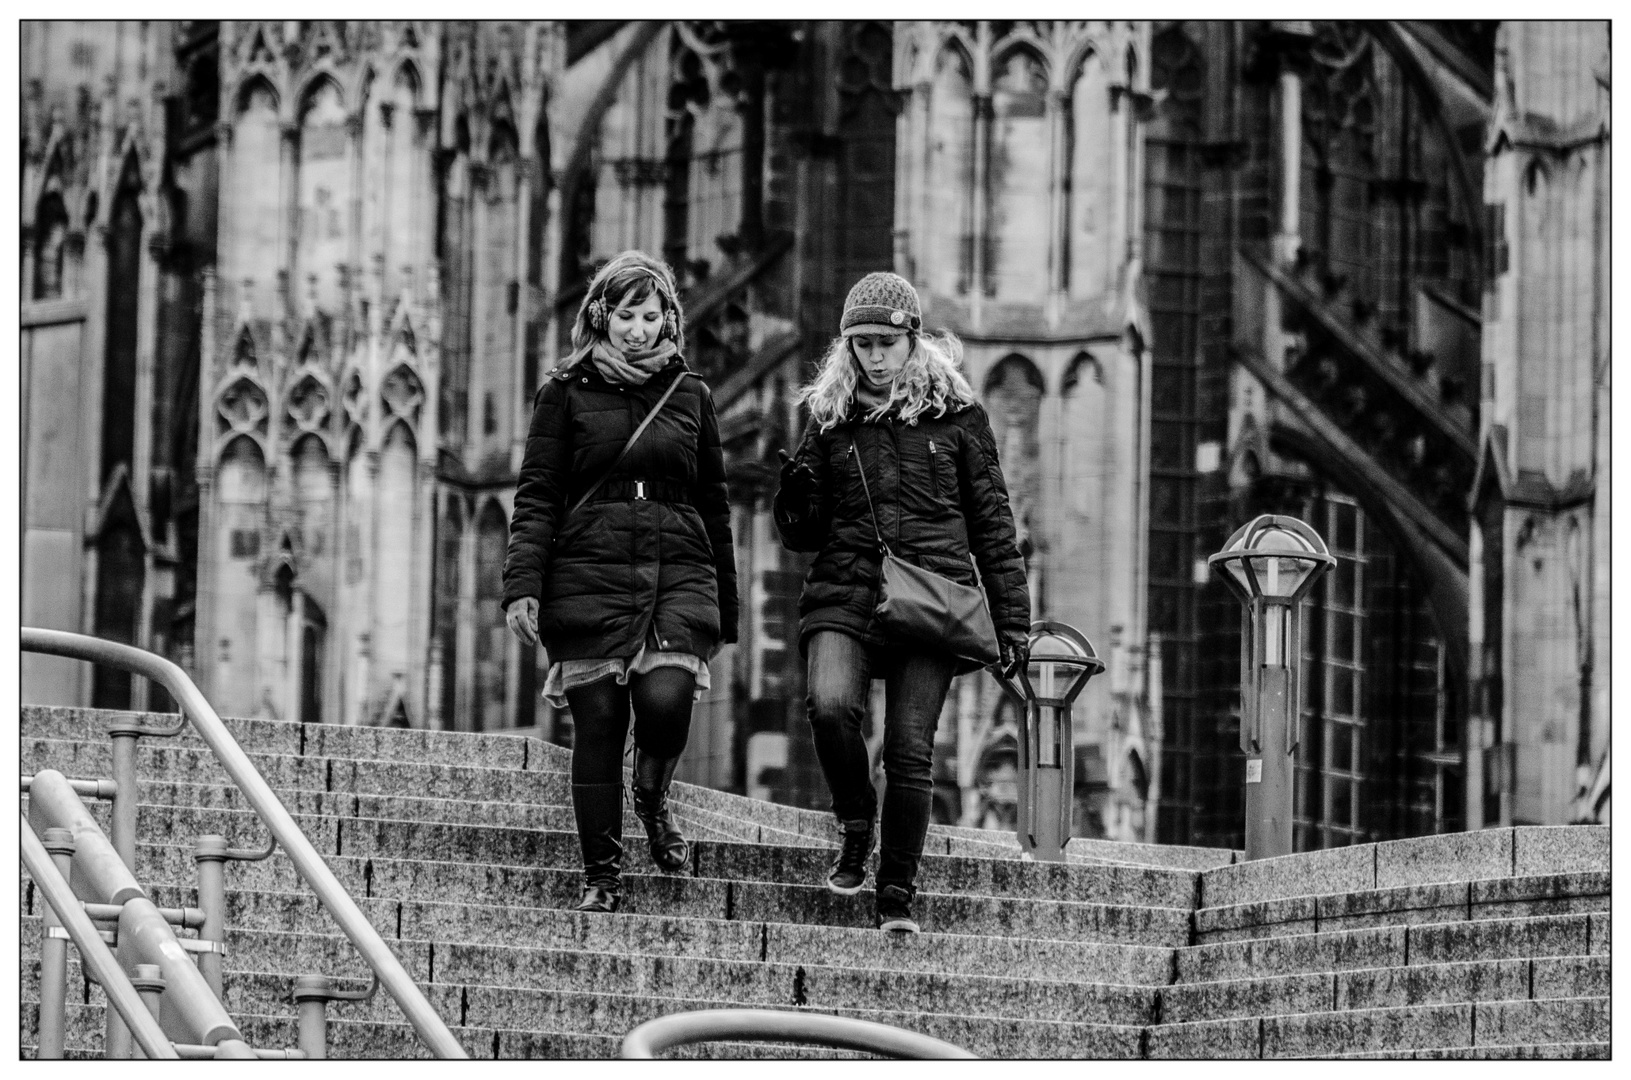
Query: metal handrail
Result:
<box><xmin>21</xmin><ymin>627</ymin><xmax>467</xmax><ymax>1059</ymax></box>
<box><xmin>22</xmin><ymin>817</ymin><xmax>180</xmax><ymax>1059</ymax></box>
<box><xmin>619</xmin><ymin>1008</ymin><xmax>978</xmax><ymax>1059</ymax></box>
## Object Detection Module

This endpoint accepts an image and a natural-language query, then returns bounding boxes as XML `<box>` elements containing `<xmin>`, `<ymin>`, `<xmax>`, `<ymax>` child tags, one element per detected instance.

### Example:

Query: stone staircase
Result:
<box><xmin>19</xmin><ymin>706</ymin><xmax>1610</xmax><ymax>1059</ymax></box>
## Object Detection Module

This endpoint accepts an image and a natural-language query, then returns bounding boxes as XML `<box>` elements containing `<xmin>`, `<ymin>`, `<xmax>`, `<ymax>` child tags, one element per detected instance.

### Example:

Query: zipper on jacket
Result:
<box><xmin>927</xmin><ymin>439</ymin><xmax>938</xmax><ymax>491</ymax></box>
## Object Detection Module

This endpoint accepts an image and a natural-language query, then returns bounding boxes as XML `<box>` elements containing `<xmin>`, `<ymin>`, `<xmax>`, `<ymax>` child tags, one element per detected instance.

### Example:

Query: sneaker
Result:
<box><xmin>826</xmin><ymin>818</ymin><xmax>875</xmax><ymax>895</ymax></box>
<box><xmin>874</xmin><ymin>884</ymin><xmax>919</xmax><ymax>933</ymax></box>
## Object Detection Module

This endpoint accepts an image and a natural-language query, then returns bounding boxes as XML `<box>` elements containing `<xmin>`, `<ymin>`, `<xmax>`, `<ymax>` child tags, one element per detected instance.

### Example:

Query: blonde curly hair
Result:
<box><xmin>797</xmin><ymin>328</ymin><xmax>976</xmax><ymax>431</ymax></box>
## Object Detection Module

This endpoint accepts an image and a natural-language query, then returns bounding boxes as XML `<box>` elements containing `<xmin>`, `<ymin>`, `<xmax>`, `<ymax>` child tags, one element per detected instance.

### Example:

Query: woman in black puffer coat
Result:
<box><xmin>503</xmin><ymin>250</ymin><xmax>737</xmax><ymax>914</ymax></box>
<box><xmin>773</xmin><ymin>272</ymin><xmax>1031</xmax><ymax>934</ymax></box>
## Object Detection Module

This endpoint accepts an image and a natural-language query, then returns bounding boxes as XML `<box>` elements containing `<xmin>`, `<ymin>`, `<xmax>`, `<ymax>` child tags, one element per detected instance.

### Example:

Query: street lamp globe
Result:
<box><xmin>1210</xmin><ymin>515</ymin><xmax>1333</xmax><ymax>605</ymax></box>
<box><xmin>1017</xmin><ymin>622</ymin><xmax>1105</xmax><ymax>706</ymax></box>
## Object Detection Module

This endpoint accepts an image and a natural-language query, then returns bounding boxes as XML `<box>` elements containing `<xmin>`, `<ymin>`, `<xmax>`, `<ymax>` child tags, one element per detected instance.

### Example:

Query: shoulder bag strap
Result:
<box><xmin>569</xmin><ymin>371</ymin><xmax>691</xmax><ymax>517</ymax></box>
<box><xmin>849</xmin><ymin>439</ymin><xmax>890</xmax><ymax>555</ymax></box>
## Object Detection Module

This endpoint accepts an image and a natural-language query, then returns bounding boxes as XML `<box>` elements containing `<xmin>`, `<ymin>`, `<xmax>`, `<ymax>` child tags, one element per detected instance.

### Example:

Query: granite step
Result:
<box><xmin>19</xmin><ymin>1001</ymin><xmax>865</xmax><ymax>1060</ymax></box>
<box><xmin>1196</xmin><ymin>826</ymin><xmax>1610</xmax><ymax>908</ymax></box>
<box><xmin>19</xmin><ymin>878</ymin><xmax>1177</xmax><ymax>989</ymax></box>
<box><xmin>1146</xmin><ymin>995</ymin><xmax>1611</xmax><ymax>1059</ymax></box>
<box><xmin>21</xmin><ymin>917</ymin><xmax>1158</xmax><ymax>1029</ymax></box>
<box><xmin>1158</xmin><ymin>954</ymin><xmax>1609</xmax><ymax>1024</ymax></box>
<box><xmin>23</xmin><ymin>711</ymin><xmax>1238</xmax><ymax>868</ymax></box>
<box><xmin>39</xmin><ymin>785</ymin><xmax>1201</xmax><ymax>908</ymax></box>
<box><xmin>22</xmin><ymin>705</ymin><xmax>543</xmax><ymax>772</ymax></box>
<box><xmin>34</xmin><ymin>819</ymin><xmax>1198</xmax><ymax>935</ymax></box>
<box><xmin>34</xmin><ymin>790</ymin><xmax>1197</xmax><ymax>915</ymax></box>
<box><xmin>1368</xmin><ymin>1041</ymin><xmax>1610</xmax><ymax>1060</ymax></box>
<box><xmin>23</xmin><ymin>737</ymin><xmax>1012</xmax><ymax>857</ymax></box>
<box><xmin>28</xmin><ymin>836</ymin><xmax>1196</xmax><ymax>947</ymax></box>
<box><xmin>170</xmin><ymin>887</ymin><xmax>1179</xmax><ymax>985</ymax></box>
<box><xmin>1196</xmin><ymin>871</ymin><xmax>1613</xmax><ymax>944</ymax></box>
<box><xmin>24</xmin><ymin>960</ymin><xmax>1143</xmax><ymax>1059</ymax></box>
<box><xmin>52</xmin><ymin>783</ymin><xmax>770</xmax><ymax>850</ymax></box>
<box><xmin>1174</xmin><ymin>912</ymin><xmax>1611</xmax><ymax>984</ymax></box>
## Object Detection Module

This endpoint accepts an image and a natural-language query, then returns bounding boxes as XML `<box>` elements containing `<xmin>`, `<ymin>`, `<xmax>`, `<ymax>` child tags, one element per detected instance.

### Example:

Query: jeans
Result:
<box><xmin>804</xmin><ymin>630</ymin><xmax>957</xmax><ymax>893</ymax></box>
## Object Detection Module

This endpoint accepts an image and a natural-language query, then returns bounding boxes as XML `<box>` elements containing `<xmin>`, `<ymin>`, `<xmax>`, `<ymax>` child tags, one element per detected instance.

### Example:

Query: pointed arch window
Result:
<box><xmin>1066</xmin><ymin>52</ymin><xmax>1113</xmax><ymax>299</ymax></box>
<box><xmin>433</xmin><ymin>495</ymin><xmax>464</xmax><ymax>730</ymax></box>
<box><xmin>982</xmin><ymin>354</ymin><xmax>1045</xmax><ymax>559</ymax></box>
<box><xmin>102</xmin><ymin>156</ymin><xmax>144</xmax><ymax>483</ymax></box>
<box><xmin>33</xmin><ymin>190</ymin><xmax>70</xmax><ymax>300</ymax></box>
<box><xmin>296</xmin><ymin>78</ymin><xmax>349</xmax><ymax>318</ymax></box>
<box><xmin>987</xmin><ymin>47</ymin><xmax>1050</xmax><ymax>301</ymax></box>
<box><xmin>232</xmin><ymin>80</ymin><xmax>282</xmax><ymax>310</ymax></box>
<box><xmin>473</xmin><ymin>500</ymin><xmax>511</xmax><ymax>732</ymax></box>
<box><xmin>926</xmin><ymin>44</ymin><xmax>975</xmax><ymax>297</ymax></box>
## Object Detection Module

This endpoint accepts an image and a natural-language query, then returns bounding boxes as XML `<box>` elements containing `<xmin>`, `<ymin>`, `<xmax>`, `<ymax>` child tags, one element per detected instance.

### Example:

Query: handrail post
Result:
<box><xmin>193</xmin><ymin>835</ymin><xmax>229</xmax><ymax>998</ymax></box>
<box><xmin>105</xmin><ymin>990</ymin><xmax>133</xmax><ymax>1059</ymax></box>
<box><xmin>36</xmin><ymin>828</ymin><xmax>76</xmax><ymax>1060</ymax></box>
<box><xmin>130</xmin><ymin>965</ymin><xmax>166</xmax><ymax>1061</ymax></box>
<box><xmin>293</xmin><ymin>975</ymin><xmax>332</xmax><ymax>1060</ymax></box>
<box><xmin>107</xmin><ymin>715</ymin><xmax>144</xmax><ymax>872</ymax></box>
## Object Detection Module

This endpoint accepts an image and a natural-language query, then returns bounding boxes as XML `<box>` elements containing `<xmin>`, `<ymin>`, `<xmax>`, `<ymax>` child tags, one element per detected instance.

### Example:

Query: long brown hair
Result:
<box><xmin>559</xmin><ymin>250</ymin><xmax>686</xmax><ymax>369</ymax></box>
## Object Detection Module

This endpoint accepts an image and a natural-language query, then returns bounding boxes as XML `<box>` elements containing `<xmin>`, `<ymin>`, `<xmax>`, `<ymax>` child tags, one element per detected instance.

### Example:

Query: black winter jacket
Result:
<box><xmin>502</xmin><ymin>357</ymin><xmax>738</xmax><ymax>662</ymax></box>
<box><xmin>773</xmin><ymin>400</ymin><xmax>1030</xmax><ymax>671</ymax></box>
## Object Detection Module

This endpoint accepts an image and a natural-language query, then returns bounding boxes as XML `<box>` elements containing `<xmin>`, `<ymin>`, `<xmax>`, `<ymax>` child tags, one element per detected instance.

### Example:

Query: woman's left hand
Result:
<box><xmin>998</xmin><ymin>633</ymin><xmax>1029</xmax><ymax>679</ymax></box>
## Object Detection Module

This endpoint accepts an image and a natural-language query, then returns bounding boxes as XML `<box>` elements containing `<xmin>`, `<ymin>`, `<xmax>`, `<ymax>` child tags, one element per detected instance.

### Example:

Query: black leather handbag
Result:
<box><xmin>851</xmin><ymin>442</ymin><xmax>1000</xmax><ymax>668</ymax></box>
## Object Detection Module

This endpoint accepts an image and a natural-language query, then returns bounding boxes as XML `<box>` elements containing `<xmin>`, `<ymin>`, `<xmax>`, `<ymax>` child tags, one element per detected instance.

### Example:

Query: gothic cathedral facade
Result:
<box><xmin>19</xmin><ymin>21</ymin><xmax>1608</xmax><ymax>845</ymax></box>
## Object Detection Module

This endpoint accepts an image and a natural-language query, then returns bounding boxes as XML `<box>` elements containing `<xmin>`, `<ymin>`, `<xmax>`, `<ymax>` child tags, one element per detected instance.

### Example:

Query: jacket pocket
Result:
<box><xmin>927</xmin><ymin>438</ymin><xmax>958</xmax><ymax>499</ymax></box>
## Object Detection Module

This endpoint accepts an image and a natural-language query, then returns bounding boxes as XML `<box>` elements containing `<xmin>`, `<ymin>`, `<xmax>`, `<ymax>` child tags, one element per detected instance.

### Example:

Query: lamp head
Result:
<box><xmin>1013</xmin><ymin>621</ymin><xmax>1105</xmax><ymax>705</ymax></box>
<box><xmin>1208</xmin><ymin>514</ymin><xmax>1334</xmax><ymax>605</ymax></box>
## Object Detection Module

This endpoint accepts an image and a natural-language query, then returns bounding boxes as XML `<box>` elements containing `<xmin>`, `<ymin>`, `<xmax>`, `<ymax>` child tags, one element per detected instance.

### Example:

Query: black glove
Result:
<box><xmin>777</xmin><ymin>449</ymin><xmax>819</xmax><ymax>504</ymax></box>
<box><xmin>998</xmin><ymin>633</ymin><xmax>1029</xmax><ymax>680</ymax></box>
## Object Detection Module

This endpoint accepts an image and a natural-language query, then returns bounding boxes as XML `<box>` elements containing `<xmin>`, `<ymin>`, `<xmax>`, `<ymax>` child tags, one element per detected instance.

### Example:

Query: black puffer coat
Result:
<box><xmin>502</xmin><ymin>357</ymin><xmax>738</xmax><ymax>662</ymax></box>
<box><xmin>773</xmin><ymin>400</ymin><xmax>1030</xmax><ymax>671</ymax></box>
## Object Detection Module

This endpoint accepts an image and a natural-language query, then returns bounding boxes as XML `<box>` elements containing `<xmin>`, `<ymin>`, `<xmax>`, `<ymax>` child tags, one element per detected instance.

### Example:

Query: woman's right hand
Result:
<box><xmin>505</xmin><ymin>597</ymin><xmax>540</xmax><ymax>647</ymax></box>
<box><xmin>777</xmin><ymin>449</ymin><xmax>818</xmax><ymax>503</ymax></box>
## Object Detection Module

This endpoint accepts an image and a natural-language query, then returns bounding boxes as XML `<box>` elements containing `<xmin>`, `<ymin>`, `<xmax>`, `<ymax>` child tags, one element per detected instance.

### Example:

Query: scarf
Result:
<box><xmin>589</xmin><ymin>339</ymin><xmax>679</xmax><ymax>385</ymax></box>
<box><xmin>853</xmin><ymin>375</ymin><xmax>895</xmax><ymax>418</ymax></box>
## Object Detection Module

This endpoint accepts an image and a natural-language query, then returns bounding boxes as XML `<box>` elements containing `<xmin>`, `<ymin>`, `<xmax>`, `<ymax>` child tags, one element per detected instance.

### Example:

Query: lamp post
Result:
<box><xmin>1209</xmin><ymin>515</ymin><xmax>1334</xmax><ymax>860</ymax></box>
<box><xmin>993</xmin><ymin>620</ymin><xmax>1105</xmax><ymax>861</ymax></box>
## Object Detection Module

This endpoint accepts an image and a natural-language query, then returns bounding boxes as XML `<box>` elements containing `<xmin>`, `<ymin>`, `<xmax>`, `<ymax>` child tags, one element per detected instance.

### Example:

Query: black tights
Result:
<box><xmin>565</xmin><ymin>667</ymin><xmax>697</xmax><ymax>785</ymax></box>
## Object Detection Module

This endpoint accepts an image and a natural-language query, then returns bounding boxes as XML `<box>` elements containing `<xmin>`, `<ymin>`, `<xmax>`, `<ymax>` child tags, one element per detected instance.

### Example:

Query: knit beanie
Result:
<box><xmin>840</xmin><ymin>272</ymin><xmax>922</xmax><ymax>335</ymax></box>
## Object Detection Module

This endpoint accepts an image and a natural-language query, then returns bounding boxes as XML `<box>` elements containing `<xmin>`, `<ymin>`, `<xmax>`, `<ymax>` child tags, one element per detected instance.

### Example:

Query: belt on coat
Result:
<box><xmin>585</xmin><ymin>478</ymin><xmax>694</xmax><ymax>506</ymax></box>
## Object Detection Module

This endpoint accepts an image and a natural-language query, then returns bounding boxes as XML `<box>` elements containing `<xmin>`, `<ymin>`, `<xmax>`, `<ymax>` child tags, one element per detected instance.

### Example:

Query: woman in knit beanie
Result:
<box><xmin>772</xmin><ymin>271</ymin><xmax>1032</xmax><ymax>933</ymax></box>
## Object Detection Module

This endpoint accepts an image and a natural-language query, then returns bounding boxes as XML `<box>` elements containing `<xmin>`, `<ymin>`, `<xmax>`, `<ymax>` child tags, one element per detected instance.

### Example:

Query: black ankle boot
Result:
<box><xmin>874</xmin><ymin>883</ymin><xmax>920</xmax><ymax>933</ymax></box>
<box><xmin>571</xmin><ymin>782</ymin><xmax>624</xmax><ymax>913</ymax></box>
<box><xmin>826</xmin><ymin>817</ymin><xmax>875</xmax><ymax>895</ymax></box>
<box><xmin>630</xmin><ymin>750</ymin><xmax>689</xmax><ymax>873</ymax></box>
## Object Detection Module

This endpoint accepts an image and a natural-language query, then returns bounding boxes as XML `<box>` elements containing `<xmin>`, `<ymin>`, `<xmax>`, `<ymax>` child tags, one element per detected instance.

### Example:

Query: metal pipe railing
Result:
<box><xmin>21</xmin><ymin>626</ymin><xmax>467</xmax><ymax>1059</ymax></box>
<box><xmin>619</xmin><ymin>1009</ymin><xmax>978</xmax><ymax>1059</ymax></box>
<box><xmin>21</xmin><ymin>816</ymin><xmax>179</xmax><ymax>1060</ymax></box>
<box><xmin>22</xmin><ymin>775</ymin><xmax>119</xmax><ymax>800</ymax></box>
<box><xmin>28</xmin><ymin>770</ymin><xmax>246</xmax><ymax>1049</ymax></box>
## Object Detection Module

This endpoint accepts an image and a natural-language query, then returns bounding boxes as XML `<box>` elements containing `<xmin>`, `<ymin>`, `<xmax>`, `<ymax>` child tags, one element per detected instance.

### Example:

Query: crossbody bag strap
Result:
<box><xmin>569</xmin><ymin>371</ymin><xmax>691</xmax><ymax>517</ymax></box>
<box><xmin>849</xmin><ymin>439</ymin><xmax>890</xmax><ymax>555</ymax></box>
